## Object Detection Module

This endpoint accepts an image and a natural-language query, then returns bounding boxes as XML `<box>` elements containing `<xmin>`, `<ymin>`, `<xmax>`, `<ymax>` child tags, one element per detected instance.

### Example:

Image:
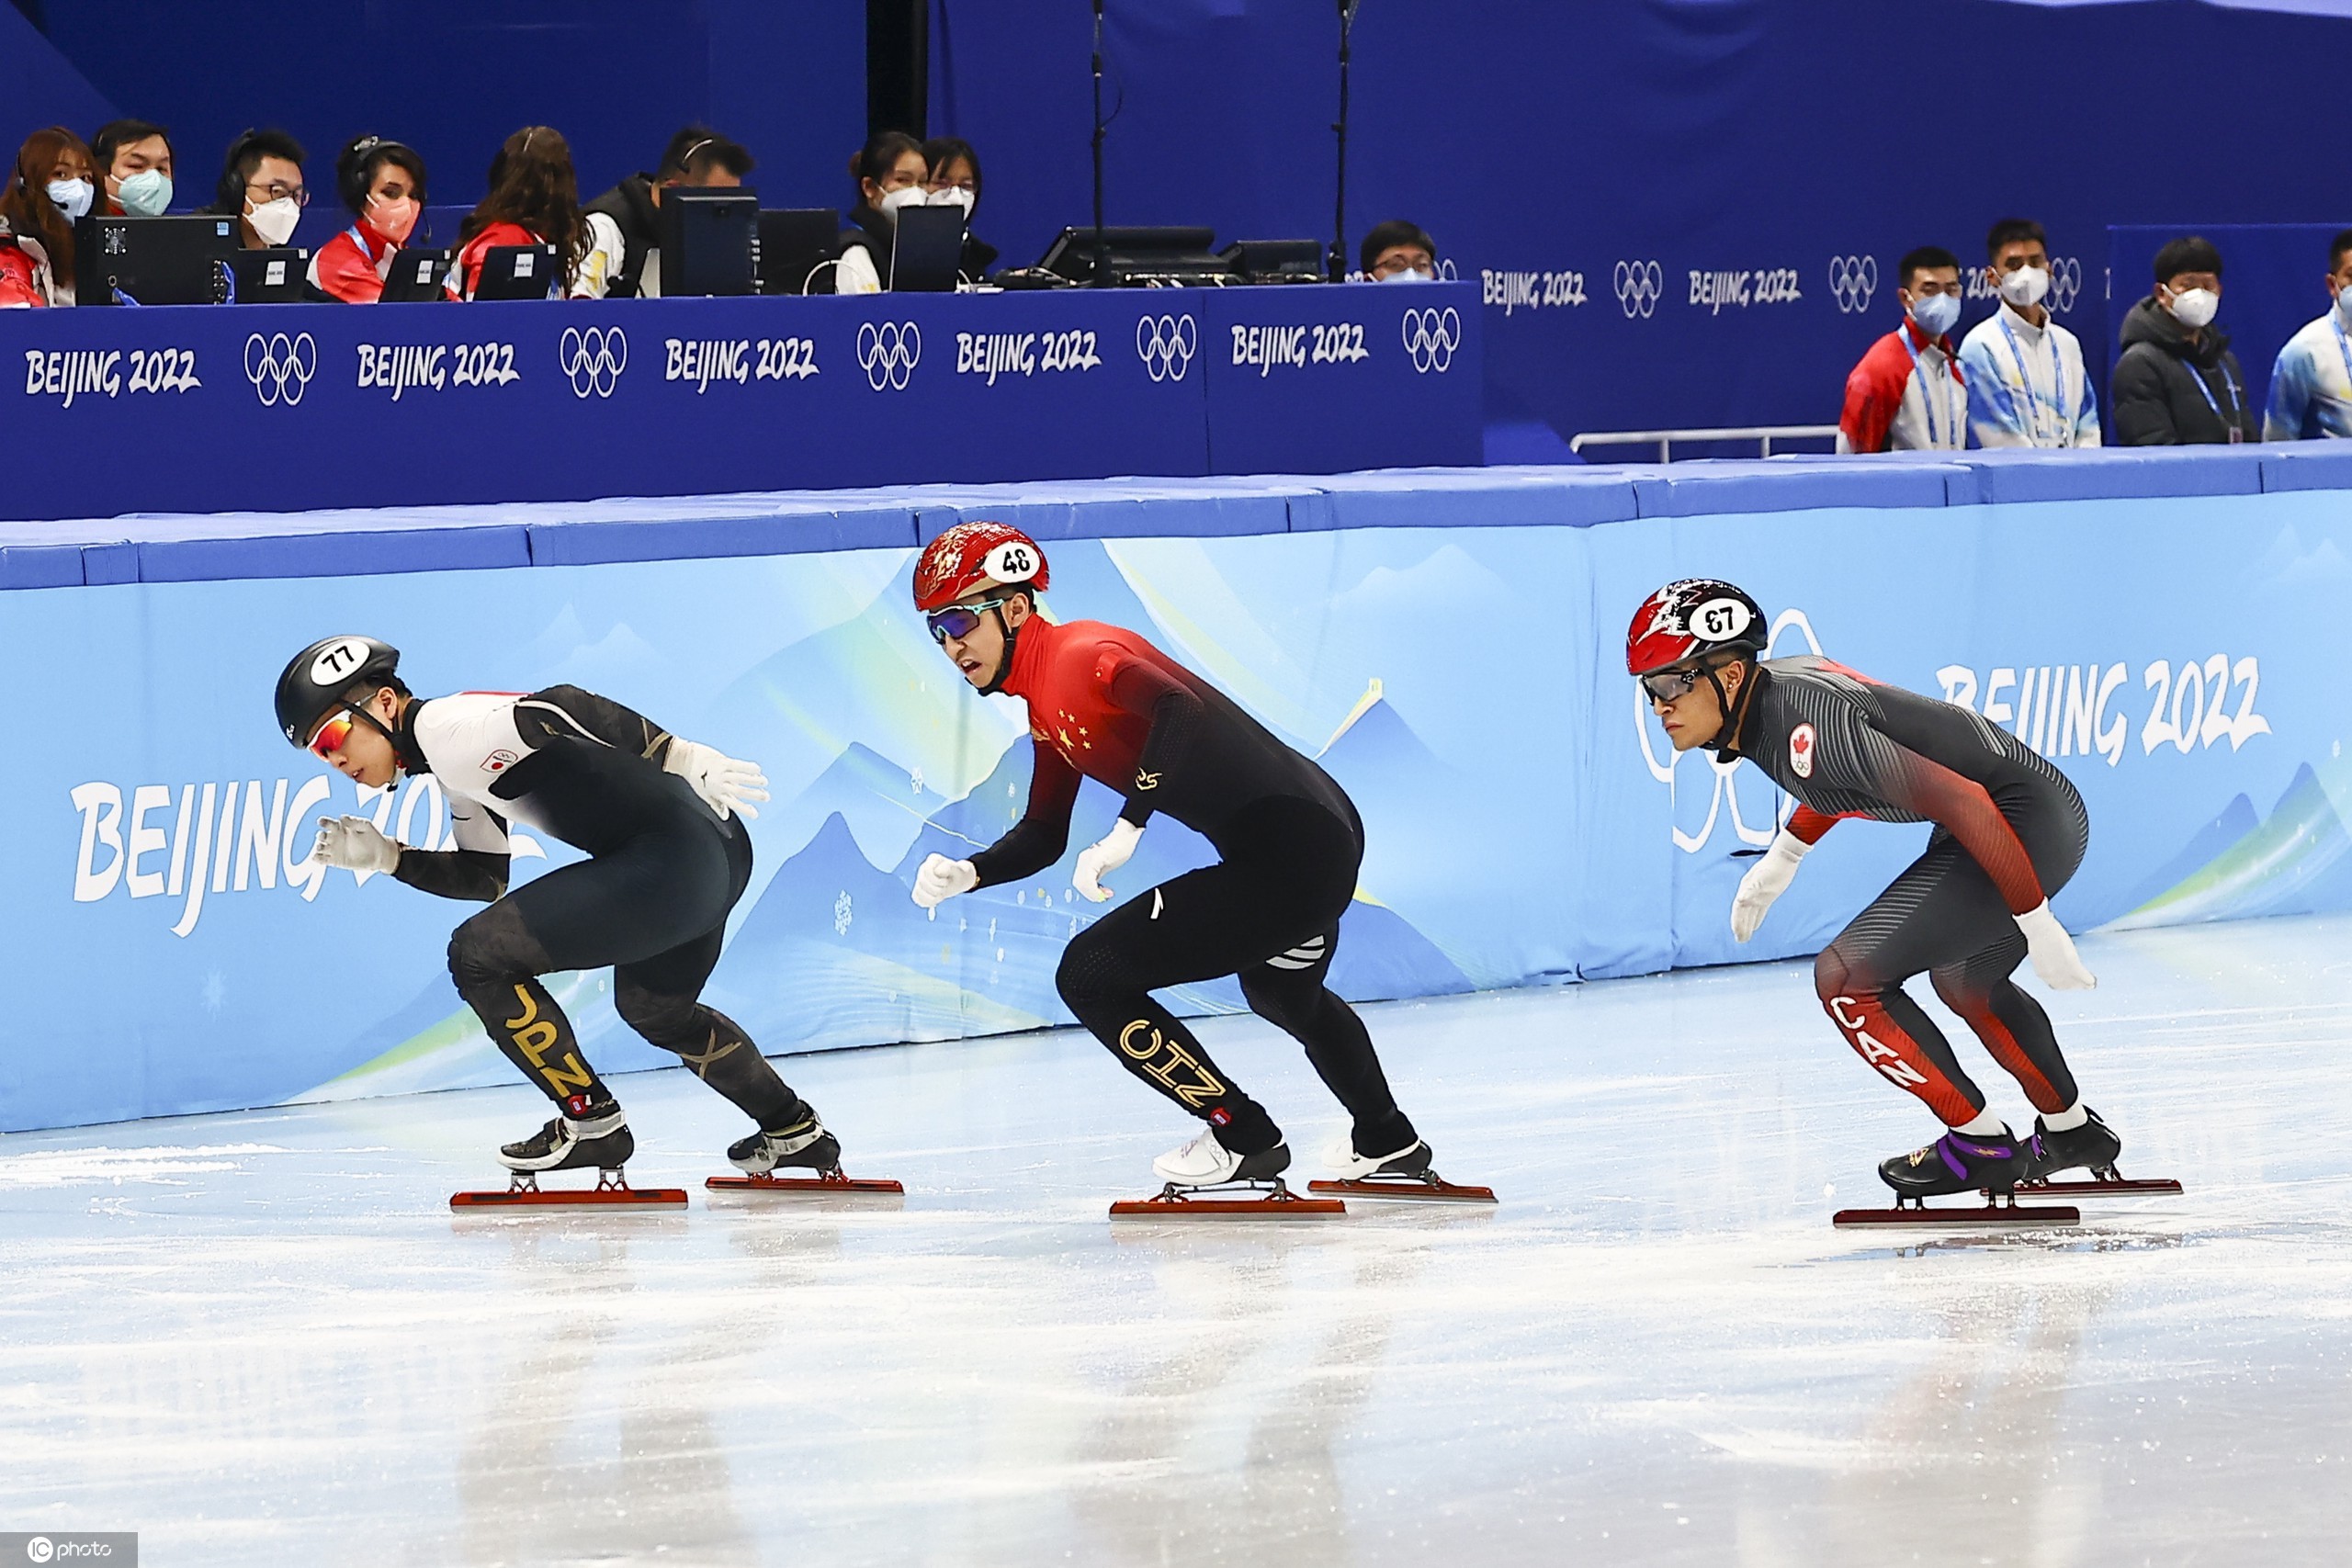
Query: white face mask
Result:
<box><xmin>45</xmin><ymin>177</ymin><xmax>94</xmax><ymax>221</ymax></box>
<box><xmin>1379</xmin><ymin>266</ymin><xmax>1435</xmax><ymax>284</ymax></box>
<box><xmin>2166</xmin><ymin>287</ymin><xmax>2219</xmax><ymax>331</ymax></box>
<box><xmin>927</xmin><ymin>186</ymin><xmax>974</xmax><ymax>217</ymax></box>
<box><xmin>2335</xmin><ymin>288</ymin><xmax>2352</xmax><ymax>326</ymax></box>
<box><xmin>1907</xmin><ymin>289</ymin><xmax>1962</xmax><ymax>337</ymax></box>
<box><xmin>247</xmin><ymin>195</ymin><xmax>301</xmax><ymax>247</ymax></box>
<box><xmin>877</xmin><ymin>185</ymin><xmax>928</xmax><ymax>225</ymax></box>
<box><xmin>1998</xmin><ymin>265</ymin><xmax>2051</xmax><ymax>310</ymax></box>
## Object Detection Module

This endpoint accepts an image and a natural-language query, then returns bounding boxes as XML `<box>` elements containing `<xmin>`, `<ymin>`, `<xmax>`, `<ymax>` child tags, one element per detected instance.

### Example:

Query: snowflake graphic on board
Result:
<box><xmin>832</xmin><ymin>891</ymin><xmax>853</xmax><ymax>937</ymax></box>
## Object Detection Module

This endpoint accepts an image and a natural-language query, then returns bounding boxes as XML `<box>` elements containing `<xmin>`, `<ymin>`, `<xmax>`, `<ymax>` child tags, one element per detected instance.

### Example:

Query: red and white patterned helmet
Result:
<box><xmin>911</xmin><ymin>521</ymin><xmax>1051</xmax><ymax>613</ymax></box>
<box><xmin>1626</xmin><ymin>579</ymin><xmax>1769</xmax><ymax>676</ymax></box>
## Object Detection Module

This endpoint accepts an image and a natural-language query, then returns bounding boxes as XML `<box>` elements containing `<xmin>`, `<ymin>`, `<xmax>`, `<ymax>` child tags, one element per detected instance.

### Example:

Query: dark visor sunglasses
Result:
<box><xmin>1639</xmin><ymin>664</ymin><xmax>1716</xmax><ymax>704</ymax></box>
<box><xmin>925</xmin><ymin>597</ymin><xmax>1008</xmax><ymax>644</ymax></box>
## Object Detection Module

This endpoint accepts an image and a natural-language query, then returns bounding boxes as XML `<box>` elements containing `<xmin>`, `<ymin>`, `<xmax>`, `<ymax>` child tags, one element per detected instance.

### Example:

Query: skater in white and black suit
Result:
<box><xmin>274</xmin><ymin>635</ymin><xmax>843</xmax><ymax>1179</ymax></box>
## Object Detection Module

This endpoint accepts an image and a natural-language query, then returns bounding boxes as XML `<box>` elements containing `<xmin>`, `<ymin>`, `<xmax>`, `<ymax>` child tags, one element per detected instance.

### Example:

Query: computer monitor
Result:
<box><xmin>473</xmin><ymin>243</ymin><xmax>559</xmax><ymax>300</ymax></box>
<box><xmin>889</xmin><ymin>205</ymin><xmax>966</xmax><ymax>293</ymax></box>
<box><xmin>756</xmin><ymin>209</ymin><xmax>839</xmax><ymax>295</ymax></box>
<box><xmin>1036</xmin><ymin>225</ymin><xmax>1227</xmax><ymax>287</ymax></box>
<box><xmin>224</xmin><ymin>248</ymin><xmax>311</xmax><ymax>303</ymax></box>
<box><xmin>378</xmin><ymin>248</ymin><xmax>453</xmax><ymax>303</ymax></box>
<box><xmin>657</xmin><ymin>188</ymin><xmax>757</xmax><ymax>297</ymax></box>
<box><xmin>1219</xmin><ymin>239</ymin><xmax>1325</xmax><ymax>284</ymax></box>
<box><xmin>75</xmin><ymin>214</ymin><xmax>238</xmax><ymax>306</ymax></box>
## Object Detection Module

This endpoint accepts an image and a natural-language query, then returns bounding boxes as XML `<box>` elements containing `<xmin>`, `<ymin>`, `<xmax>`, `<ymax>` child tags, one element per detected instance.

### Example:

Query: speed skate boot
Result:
<box><xmin>1877</xmin><ymin>1125</ymin><xmax>2030</xmax><ymax>1200</ymax></box>
<box><xmin>1321</xmin><ymin>1134</ymin><xmax>1434</xmax><ymax>1180</ymax></box>
<box><xmin>727</xmin><ymin>1111</ymin><xmax>841</xmax><ymax>1175</ymax></box>
<box><xmin>2028</xmin><ymin>1108</ymin><xmax>2123</xmax><ymax>1180</ymax></box>
<box><xmin>1311</xmin><ymin>1133</ymin><xmax>1498</xmax><ymax>1201</ymax></box>
<box><xmin>498</xmin><ymin>1098</ymin><xmax>634</xmax><ymax>1173</ymax></box>
<box><xmin>1152</xmin><ymin>1126</ymin><xmax>1292</xmax><ymax>1189</ymax></box>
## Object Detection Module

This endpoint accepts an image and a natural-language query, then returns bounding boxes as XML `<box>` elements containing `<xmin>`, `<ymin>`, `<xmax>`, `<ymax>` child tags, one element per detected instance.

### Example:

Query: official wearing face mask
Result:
<box><xmin>1357</xmin><ymin>219</ymin><xmax>1441</xmax><ymax>283</ymax></box>
<box><xmin>2263</xmin><ymin>228</ymin><xmax>2352</xmax><ymax>441</ymax></box>
<box><xmin>834</xmin><ymin>130</ymin><xmax>930</xmax><ymax>296</ymax></box>
<box><xmin>0</xmin><ymin>126</ymin><xmax>101</xmax><ymax>304</ymax></box>
<box><xmin>205</xmin><ymin>129</ymin><xmax>309</xmax><ymax>252</ymax></box>
<box><xmin>309</xmin><ymin>133</ymin><xmax>428</xmax><ymax>304</ymax></box>
<box><xmin>1838</xmin><ymin>245</ymin><xmax>1970</xmax><ymax>454</ymax></box>
<box><xmin>2112</xmin><ymin>235</ymin><xmax>2256</xmax><ymax>446</ymax></box>
<box><xmin>1957</xmin><ymin>217</ymin><xmax>2102</xmax><ymax>448</ymax></box>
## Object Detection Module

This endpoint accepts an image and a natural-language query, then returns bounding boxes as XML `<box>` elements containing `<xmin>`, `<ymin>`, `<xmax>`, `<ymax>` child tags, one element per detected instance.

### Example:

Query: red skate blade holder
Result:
<box><xmin>450</xmin><ymin>1168</ymin><xmax>688</xmax><ymax>1210</ymax></box>
<box><xmin>1307</xmin><ymin>1171</ymin><xmax>1497</xmax><ymax>1203</ymax></box>
<box><xmin>706</xmin><ymin>1167</ymin><xmax>905</xmax><ymax>1194</ymax></box>
<box><xmin>2016</xmin><ymin>1168</ymin><xmax>2183</xmax><ymax>1199</ymax></box>
<box><xmin>1833</xmin><ymin>1190</ymin><xmax>2078</xmax><ymax>1229</ymax></box>
<box><xmin>1111</xmin><ymin>1178</ymin><xmax>1346</xmax><ymax>1219</ymax></box>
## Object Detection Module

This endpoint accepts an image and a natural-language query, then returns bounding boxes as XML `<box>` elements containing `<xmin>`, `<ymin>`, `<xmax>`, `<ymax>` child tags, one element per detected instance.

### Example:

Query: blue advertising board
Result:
<box><xmin>0</xmin><ymin>284</ymin><xmax>1481</xmax><ymax>524</ymax></box>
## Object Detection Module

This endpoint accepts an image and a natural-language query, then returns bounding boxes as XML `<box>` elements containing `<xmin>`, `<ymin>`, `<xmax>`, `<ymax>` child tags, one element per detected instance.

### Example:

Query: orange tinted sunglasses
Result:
<box><xmin>307</xmin><ymin>710</ymin><xmax>358</xmax><ymax>759</ymax></box>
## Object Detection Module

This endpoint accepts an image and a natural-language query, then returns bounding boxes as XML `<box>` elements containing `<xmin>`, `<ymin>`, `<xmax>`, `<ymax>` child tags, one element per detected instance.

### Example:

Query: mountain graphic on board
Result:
<box><xmin>2106</xmin><ymin>762</ymin><xmax>2352</xmax><ymax>929</ymax></box>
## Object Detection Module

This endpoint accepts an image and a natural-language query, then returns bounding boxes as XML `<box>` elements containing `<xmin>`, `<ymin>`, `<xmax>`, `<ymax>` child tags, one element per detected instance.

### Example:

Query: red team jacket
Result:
<box><xmin>1838</xmin><ymin>319</ymin><xmax>1968</xmax><ymax>454</ymax></box>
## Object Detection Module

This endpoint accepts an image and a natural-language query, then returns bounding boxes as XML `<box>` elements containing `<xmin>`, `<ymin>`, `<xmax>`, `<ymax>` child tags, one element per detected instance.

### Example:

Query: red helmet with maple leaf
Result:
<box><xmin>1625</xmin><ymin>579</ymin><xmax>1769</xmax><ymax>676</ymax></box>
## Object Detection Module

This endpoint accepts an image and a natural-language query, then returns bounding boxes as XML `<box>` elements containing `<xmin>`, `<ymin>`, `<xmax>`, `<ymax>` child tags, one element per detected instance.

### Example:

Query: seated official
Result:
<box><xmin>921</xmin><ymin>136</ymin><xmax>997</xmax><ymax>281</ymax></box>
<box><xmin>203</xmin><ymin>129</ymin><xmax>308</xmax><ymax>251</ymax></box>
<box><xmin>90</xmin><ymin>118</ymin><xmax>174</xmax><ymax>218</ymax></box>
<box><xmin>1359</xmin><ymin>219</ymin><xmax>1437</xmax><ymax>281</ymax></box>
<box><xmin>450</xmin><ymin>126</ymin><xmax>589</xmax><ymax>299</ymax></box>
<box><xmin>2113</xmin><ymin>235</ymin><xmax>2255</xmax><ymax>446</ymax></box>
<box><xmin>581</xmin><ymin>126</ymin><xmax>754</xmax><ymax>299</ymax></box>
<box><xmin>2264</xmin><ymin>229</ymin><xmax>2352</xmax><ymax>440</ymax></box>
<box><xmin>1958</xmin><ymin>218</ymin><xmax>2100</xmax><ymax>448</ymax></box>
<box><xmin>0</xmin><ymin>126</ymin><xmax>100</xmax><ymax>305</ymax></box>
<box><xmin>1838</xmin><ymin>245</ymin><xmax>1967</xmax><ymax>453</ymax></box>
<box><xmin>309</xmin><ymin>134</ymin><xmax>427</xmax><ymax>303</ymax></box>
<box><xmin>835</xmin><ymin>130</ymin><xmax>928</xmax><ymax>295</ymax></box>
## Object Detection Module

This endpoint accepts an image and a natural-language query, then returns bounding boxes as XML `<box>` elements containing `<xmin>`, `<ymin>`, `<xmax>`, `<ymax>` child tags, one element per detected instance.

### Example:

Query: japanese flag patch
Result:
<box><xmin>1790</xmin><ymin>722</ymin><xmax>1816</xmax><ymax>779</ymax></box>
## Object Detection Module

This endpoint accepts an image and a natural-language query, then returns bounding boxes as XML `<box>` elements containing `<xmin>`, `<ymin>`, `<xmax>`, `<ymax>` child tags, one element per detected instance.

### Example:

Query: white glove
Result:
<box><xmin>1074</xmin><ymin>818</ymin><xmax>1144</xmax><ymax>903</ymax></box>
<box><xmin>664</xmin><ymin>738</ymin><xmax>770</xmax><ymax>821</ymax></box>
<box><xmin>1731</xmin><ymin>829</ymin><xmax>1810</xmax><ymax>942</ymax></box>
<box><xmin>912</xmin><ymin>853</ymin><xmax>978</xmax><ymax>909</ymax></box>
<box><xmin>2015</xmin><ymin>900</ymin><xmax>2097</xmax><ymax>990</ymax></box>
<box><xmin>309</xmin><ymin>815</ymin><xmax>401</xmax><ymax>874</ymax></box>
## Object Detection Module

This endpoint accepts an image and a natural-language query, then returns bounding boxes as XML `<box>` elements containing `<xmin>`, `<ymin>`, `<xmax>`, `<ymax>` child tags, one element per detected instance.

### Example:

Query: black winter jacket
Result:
<box><xmin>2112</xmin><ymin>295</ymin><xmax>2257</xmax><ymax>446</ymax></box>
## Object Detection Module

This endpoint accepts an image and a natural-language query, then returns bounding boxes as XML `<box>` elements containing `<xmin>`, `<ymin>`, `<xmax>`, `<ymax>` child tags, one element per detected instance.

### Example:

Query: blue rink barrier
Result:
<box><xmin>0</xmin><ymin>284</ymin><xmax>1481</xmax><ymax>524</ymax></box>
<box><xmin>7</xmin><ymin>445</ymin><xmax>2349</xmax><ymax>1131</ymax></box>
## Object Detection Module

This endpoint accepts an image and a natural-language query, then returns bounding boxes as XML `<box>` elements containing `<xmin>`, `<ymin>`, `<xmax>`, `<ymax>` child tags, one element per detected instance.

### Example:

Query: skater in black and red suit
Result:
<box><xmin>1626</xmin><ymin>579</ymin><xmax>2126</xmax><ymax>1198</ymax></box>
<box><xmin>906</xmin><ymin>522</ymin><xmax>1438</xmax><ymax>1190</ymax></box>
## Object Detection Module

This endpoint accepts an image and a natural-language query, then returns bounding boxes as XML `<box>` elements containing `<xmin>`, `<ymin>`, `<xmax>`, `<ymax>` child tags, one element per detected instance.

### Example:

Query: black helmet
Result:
<box><xmin>277</xmin><ymin>635</ymin><xmax>400</xmax><ymax>747</ymax></box>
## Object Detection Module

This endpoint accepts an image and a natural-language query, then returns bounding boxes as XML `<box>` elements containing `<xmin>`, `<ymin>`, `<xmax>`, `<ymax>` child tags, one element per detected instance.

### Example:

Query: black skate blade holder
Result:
<box><xmin>1111</xmin><ymin>1176</ymin><xmax>1347</xmax><ymax>1218</ymax></box>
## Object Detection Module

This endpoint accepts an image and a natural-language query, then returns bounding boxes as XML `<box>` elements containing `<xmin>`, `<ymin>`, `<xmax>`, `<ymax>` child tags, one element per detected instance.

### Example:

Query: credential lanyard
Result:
<box><xmin>1997</xmin><ymin>312</ymin><xmax>2070</xmax><ymax>446</ymax></box>
<box><xmin>1898</xmin><ymin>328</ymin><xmax>1963</xmax><ymax>449</ymax></box>
<box><xmin>2331</xmin><ymin>312</ymin><xmax>2352</xmax><ymax>403</ymax></box>
<box><xmin>2179</xmin><ymin>353</ymin><xmax>2244</xmax><ymax>443</ymax></box>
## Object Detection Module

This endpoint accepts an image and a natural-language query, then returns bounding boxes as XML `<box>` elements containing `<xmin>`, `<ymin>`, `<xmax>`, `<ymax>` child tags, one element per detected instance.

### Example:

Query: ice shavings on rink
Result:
<box><xmin>4</xmin><ymin>915</ymin><xmax>2352</xmax><ymax>1563</ymax></box>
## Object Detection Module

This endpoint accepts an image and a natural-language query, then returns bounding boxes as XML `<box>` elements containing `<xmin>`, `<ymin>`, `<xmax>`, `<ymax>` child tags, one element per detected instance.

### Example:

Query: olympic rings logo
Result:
<box><xmin>243</xmin><ymin>331</ymin><xmax>315</xmax><ymax>407</ymax></box>
<box><xmin>2051</xmin><ymin>256</ymin><xmax>2083</xmax><ymax>313</ymax></box>
<box><xmin>1135</xmin><ymin>312</ymin><xmax>1197</xmax><ymax>382</ymax></box>
<box><xmin>1400</xmin><ymin>307</ymin><xmax>1462</xmax><ymax>374</ymax></box>
<box><xmin>558</xmin><ymin>325</ymin><xmax>628</xmax><ymax>400</ymax></box>
<box><xmin>1635</xmin><ymin>607</ymin><xmax>1824</xmax><ymax>854</ymax></box>
<box><xmin>1612</xmin><ymin>260</ymin><xmax>1663</xmax><ymax>320</ymax></box>
<box><xmin>1434</xmin><ymin>257</ymin><xmax>1458</xmax><ymax>281</ymax></box>
<box><xmin>1827</xmin><ymin>254</ymin><xmax>1879</xmax><ymax>314</ymax></box>
<box><xmin>857</xmin><ymin>321</ymin><xmax>922</xmax><ymax>391</ymax></box>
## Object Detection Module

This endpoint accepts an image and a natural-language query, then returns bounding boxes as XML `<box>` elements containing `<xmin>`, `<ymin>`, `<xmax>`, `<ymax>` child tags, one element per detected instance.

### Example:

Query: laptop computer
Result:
<box><xmin>74</xmin><ymin>214</ymin><xmax>238</xmax><ymax>305</ymax></box>
<box><xmin>889</xmin><ymin>205</ymin><xmax>966</xmax><ymax>293</ymax></box>
<box><xmin>224</xmin><ymin>247</ymin><xmax>310</xmax><ymax>303</ymax></box>
<box><xmin>756</xmin><ymin>208</ymin><xmax>839</xmax><ymax>295</ymax></box>
<box><xmin>658</xmin><ymin>188</ymin><xmax>757</xmax><ymax>297</ymax></box>
<box><xmin>473</xmin><ymin>243</ymin><xmax>559</xmax><ymax>300</ymax></box>
<box><xmin>378</xmin><ymin>248</ymin><xmax>453</xmax><ymax>302</ymax></box>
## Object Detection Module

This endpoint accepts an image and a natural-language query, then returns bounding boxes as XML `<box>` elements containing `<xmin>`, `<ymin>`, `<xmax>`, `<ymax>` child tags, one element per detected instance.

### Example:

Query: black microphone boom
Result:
<box><xmin>1092</xmin><ymin>0</ymin><xmax>1109</xmax><ymax>285</ymax></box>
<box><xmin>1329</xmin><ymin>0</ymin><xmax>1360</xmax><ymax>281</ymax></box>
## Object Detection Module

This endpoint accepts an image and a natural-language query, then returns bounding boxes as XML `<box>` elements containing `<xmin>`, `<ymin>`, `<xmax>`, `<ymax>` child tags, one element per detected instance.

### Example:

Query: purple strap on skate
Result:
<box><xmin>1938</xmin><ymin>1134</ymin><xmax>2013</xmax><ymax>1177</ymax></box>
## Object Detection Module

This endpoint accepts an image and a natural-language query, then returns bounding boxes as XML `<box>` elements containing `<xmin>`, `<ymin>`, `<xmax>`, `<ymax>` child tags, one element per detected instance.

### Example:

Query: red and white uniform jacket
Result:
<box><xmin>309</xmin><ymin>220</ymin><xmax>401</xmax><ymax>304</ymax></box>
<box><xmin>1838</xmin><ymin>317</ymin><xmax>1967</xmax><ymax>453</ymax></box>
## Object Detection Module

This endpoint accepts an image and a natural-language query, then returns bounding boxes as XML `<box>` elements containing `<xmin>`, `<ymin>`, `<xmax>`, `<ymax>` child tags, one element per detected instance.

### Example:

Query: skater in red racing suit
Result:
<box><xmin>1628</xmin><ymin>579</ymin><xmax>2124</xmax><ymax>1199</ymax></box>
<box><xmin>908</xmin><ymin>522</ymin><xmax>1434</xmax><ymax>1191</ymax></box>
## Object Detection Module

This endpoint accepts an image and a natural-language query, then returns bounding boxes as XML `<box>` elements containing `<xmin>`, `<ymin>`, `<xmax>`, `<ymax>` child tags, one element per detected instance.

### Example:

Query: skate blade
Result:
<box><xmin>1307</xmin><ymin>1176</ymin><xmax>1497</xmax><ymax>1203</ymax></box>
<box><xmin>707</xmin><ymin>1168</ymin><xmax>905</xmax><ymax>1194</ymax></box>
<box><xmin>1833</xmin><ymin>1201</ymin><xmax>2079</xmax><ymax>1230</ymax></box>
<box><xmin>2014</xmin><ymin>1175</ymin><xmax>2182</xmax><ymax>1199</ymax></box>
<box><xmin>451</xmin><ymin>1168</ymin><xmax>686</xmax><ymax>1210</ymax></box>
<box><xmin>1111</xmin><ymin>1179</ymin><xmax>1344</xmax><ymax>1219</ymax></box>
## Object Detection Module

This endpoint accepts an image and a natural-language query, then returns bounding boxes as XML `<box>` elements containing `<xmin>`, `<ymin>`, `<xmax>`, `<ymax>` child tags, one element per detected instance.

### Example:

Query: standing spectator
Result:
<box><xmin>834</xmin><ymin>130</ymin><xmax>927</xmax><ymax>295</ymax></box>
<box><xmin>1958</xmin><ymin>219</ymin><xmax>2100</xmax><ymax>448</ymax></box>
<box><xmin>1838</xmin><ymin>245</ymin><xmax>1968</xmax><ymax>453</ymax></box>
<box><xmin>204</xmin><ymin>129</ymin><xmax>308</xmax><ymax>251</ymax></box>
<box><xmin>309</xmin><ymin>135</ymin><xmax>428</xmax><ymax>304</ymax></box>
<box><xmin>2263</xmin><ymin>229</ymin><xmax>2352</xmax><ymax>441</ymax></box>
<box><xmin>451</xmin><ymin>126</ymin><xmax>589</xmax><ymax>299</ymax></box>
<box><xmin>921</xmin><ymin>136</ymin><xmax>998</xmax><ymax>280</ymax></box>
<box><xmin>580</xmin><ymin>126</ymin><xmax>755</xmax><ymax>299</ymax></box>
<box><xmin>0</xmin><ymin>126</ymin><xmax>99</xmax><ymax>304</ymax></box>
<box><xmin>90</xmin><ymin>118</ymin><xmax>174</xmax><ymax>217</ymax></box>
<box><xmin>1358</xmin><ymin>220</ymin><xmax>1438</xmax><ymax>281</ymax></box>
<box><xmin>2113</xmin><ymin>236</ymin><xmax>2255</xmax><ymax>446</ymax></box>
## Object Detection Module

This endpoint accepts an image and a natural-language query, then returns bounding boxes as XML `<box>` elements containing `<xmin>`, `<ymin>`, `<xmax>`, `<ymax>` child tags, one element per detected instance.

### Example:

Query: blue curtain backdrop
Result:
<box><xmin>929</xmin><ymin>0</ymin><xmax>2352</xmax><ymax>445</ymax></box>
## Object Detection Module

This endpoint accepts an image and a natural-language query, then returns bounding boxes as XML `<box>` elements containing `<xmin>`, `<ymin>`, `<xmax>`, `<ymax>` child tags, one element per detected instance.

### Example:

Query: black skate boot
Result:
<box><xmin>498</xmin><ymin>1099</ymin><xmax>634</xmax><ymax>1173</ymax></box>
<box><xmin>727</xmin><ymin>1111</ymin><xmax>841</xmax><ymax>1175</ymax></box>
<box><xmin>2028</xmin><ymin>1108</ymin><xmax>2123</xmax><ymax>1180</ymax></box>
<box><xmin>1877</xmin><ymin>1126</ymin><xmax>2030</xmax><ymax>1199</ymax></box>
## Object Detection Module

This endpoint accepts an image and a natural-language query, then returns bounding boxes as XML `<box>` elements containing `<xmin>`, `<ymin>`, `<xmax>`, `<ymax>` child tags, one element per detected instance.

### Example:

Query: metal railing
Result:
<box><xmin>1568</xmin><ymin>424</ymin><xmax>1840</xmax><ymax>462</ymax></box>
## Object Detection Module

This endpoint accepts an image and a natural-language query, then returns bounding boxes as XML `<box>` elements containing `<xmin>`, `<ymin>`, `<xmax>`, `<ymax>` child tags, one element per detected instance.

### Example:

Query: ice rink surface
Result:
<box><xmin>5</xmin><ymin>914</ymin><xmax>2349</xmax><ymax>1567</ymax></box>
